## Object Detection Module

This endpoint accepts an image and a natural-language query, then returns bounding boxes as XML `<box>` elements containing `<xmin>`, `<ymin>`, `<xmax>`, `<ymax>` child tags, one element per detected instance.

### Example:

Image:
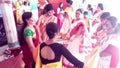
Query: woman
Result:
<box><xmin>71</xmin><ymin>9</ymin><xmax>83</xmax><ymax>30</ymax></box>
<box><xmin>62</xmin><ymin>9</ymin><xmax>91</xmax><ymax>68</ymax></box>
<box><xmin>91</xmin><ymin>3</ymin><xmax>104</xmax><ymax>35</ymax></box>
<box><xmin>65</xmin><ymin>0</ymin><xmax>75</xmax><ymax>19</ymax></box>
<box><xmin>59</xmin><ymin>12</ymin><xmax>72</xmax><ymax>40</ymax></box>
<box><xmin>34</xmin><ymin>22</ymin><xmax>84</xmax><ymax>68</ymax></box>
<box><xmin>99</xmin><ymin>16</ymin><xmax>119</xmax><ymax>68</ymax></box>
<box><xmin>57</xmin><ymin>2</ymin><xmax>64</xmax><ymax>14</ymax></box>
<box><xmin>37</xmin><ymin>4</ymin><xmax>57</xmax><ymax>42</ymax></box>
<box><xmin>83</xmin><ymin>11</ymin><xmax>90</xmax><ymax>32</ymax></box>
<box><xmin>63</xmin><ymin>23</ymin><xmax>92</xmax><ymax>68</ymax></box>
<box><xmin>87</xmin><ymin>4</ymin><xmax>93</xmax><ymax>19</ymax></box>
<box><xmin>84</xmin><ymin>16</ymin><xmax>119</xmax><ymax>68</ymax></box>
<box><xmin>21</xmin><ymin>12</ymin><xmax>40</xmax><ymax>68</ymax></box>
<box><xmin>57</xmin><ymin>2</ymin><xmax>64</xmax><ymax>29</ymax></box>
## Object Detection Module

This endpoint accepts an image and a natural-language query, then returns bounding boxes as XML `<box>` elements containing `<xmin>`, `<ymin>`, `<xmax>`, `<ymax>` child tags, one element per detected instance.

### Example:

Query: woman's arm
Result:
<box><xmin>25</xmin><ymin>36</ymin><xmax>35</xmax><ymax>52</ymax></box>
<box><xmin>60</xmin><ymin>45</ymin><xmax>84</xmax><ymax>68</ymax></box>
<box><xmin>24</xmin><ymin>28</ymin><xmax>35</xmax><ymax>52</ymax></box>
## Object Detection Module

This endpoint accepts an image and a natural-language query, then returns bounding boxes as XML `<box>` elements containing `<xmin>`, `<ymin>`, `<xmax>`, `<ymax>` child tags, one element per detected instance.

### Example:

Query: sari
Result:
<box><xmin>64</xmin><ymin>6</ymin><xmax>75</xmax><ymax>19</ymax></box>
<box><xmin>36</xmin><ymin>54</ymin><xmax>62</xmax><ymax>68</ymax></box>
<box><xmin>21</xmin><ymin>26</ymin><xmax>40</xmax><ymax>68</ymax></box>
<box><xmin>37</xmin><ymin>15</ymin><xmax>57</xmax><ymax>42</ymax></box>
<box><xmin>90</xmin><ymin>11</ymin><xmax>104</xmax><ymax>46</ymax></box>
<box><xmin>98</xmin><ymin>34</ymin><xmax>120</xmax><ymax>67</ymax></box>
<box><xmin>59</xmin><ymin>13</ymin><xmax>72</xmax><ymax>40</ymax></box>
<box><xmin>84</xmin><ymin>46</ymin><xmax>100</xmax><ymax>68</ymax></box>
<box><xmin>57</xmin><ymin>13</ymin><xmax>64</xmax><ymax>30</ymax></box>
<box><xmin>63</xmin><ymin>21</ymin><xmax>92</xmax><ymax>68</ymax></box>
<box><xmin>92</xmin><ymin>10</ymin><xmax>104</xmax><ymax>28</ymax></box>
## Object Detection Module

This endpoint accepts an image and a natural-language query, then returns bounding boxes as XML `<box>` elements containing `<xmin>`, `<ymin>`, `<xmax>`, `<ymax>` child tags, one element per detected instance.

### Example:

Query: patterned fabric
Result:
<box><xmin>63</xmin><ymin>22</ymin><xmax>92</xmax><ymax>68</ymax></box>
<box><xmin>37</xmin><ymin>15</ymin><xmax>57</xmax><ymax>42</ymax></box>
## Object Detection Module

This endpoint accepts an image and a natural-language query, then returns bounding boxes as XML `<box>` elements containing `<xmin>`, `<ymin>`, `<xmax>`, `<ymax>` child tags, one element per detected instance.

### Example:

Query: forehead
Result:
<box><xmin>76</xmin><ymin>10</ymin><xmax>80</xmax><ymax>12</ymax></box>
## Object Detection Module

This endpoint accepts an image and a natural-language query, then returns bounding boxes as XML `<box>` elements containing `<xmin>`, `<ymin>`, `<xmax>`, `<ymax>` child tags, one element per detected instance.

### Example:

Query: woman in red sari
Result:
<box><xmin>91</xmin><ymin>3</ymin><xmax>104</xmax><ymax>35</ymax></box>
<box><xmin>63</xmin><ymin>23</ymin><xmax>91</xmax><ymax>68</ymax></box>
<box><xmin>37</xmin><ymin>4</ymin><xmax>57</xmax><ymax>42</ymax></box>
<box><xmin>20</xmin><ymin>12</ymin><xmax>40</xmax><ymax>68</ymax></box>
<box><xmin>63</xmin><ymin>9</ymin><xmax>92</xmax><ymax>68</ymax></box>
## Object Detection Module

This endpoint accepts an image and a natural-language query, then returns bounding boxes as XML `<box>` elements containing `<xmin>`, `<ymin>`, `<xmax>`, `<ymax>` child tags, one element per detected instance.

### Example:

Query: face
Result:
<box><xmin>75</xmin><ymin>10</ymin><xmax>81</xmax><ymax>19</ymax></box>
<box><xmin>27</xmin><ymin>16</ymin><xmax>36</xmax><ymax>25</ymax></box>
<box><xmin>84</xmin><ymin>14</ymin><xmax>88</xmax><ymax>18</ymax></box>
<box><xmin>47</xmin><ymin>10</ymin><xmax>54</xmax><ymax>16</ymax></box>
<box><xmin>97</xmin><ymin>6</ymin><xmax>101</xmax><ymax>11</ymax></box>
<box><xmin>103</xmin><ymin>20</ymin><xmax>113</xmax><ymax>34</ymax></box>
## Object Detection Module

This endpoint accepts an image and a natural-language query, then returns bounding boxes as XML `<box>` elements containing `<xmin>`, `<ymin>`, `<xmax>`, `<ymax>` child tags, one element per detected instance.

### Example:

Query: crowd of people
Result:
<box><xmin>7</xmin><ymin>0</ymin><xmax>120</xmax><ymax>68</ymax></box>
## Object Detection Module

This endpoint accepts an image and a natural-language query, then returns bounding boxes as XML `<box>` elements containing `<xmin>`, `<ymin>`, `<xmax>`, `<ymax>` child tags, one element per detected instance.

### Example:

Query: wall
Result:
<box><xmin>39</xmin><ymin>0</ymin><xmax>67</xmax><ymax>15</ymax></box>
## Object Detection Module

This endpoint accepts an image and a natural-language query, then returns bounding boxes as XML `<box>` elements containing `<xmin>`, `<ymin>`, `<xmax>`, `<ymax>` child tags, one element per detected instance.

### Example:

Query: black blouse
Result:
<box><xmin>40</xmin><ymin>42</ymin><xmax>84</xmax><ymax>68</ymax></box>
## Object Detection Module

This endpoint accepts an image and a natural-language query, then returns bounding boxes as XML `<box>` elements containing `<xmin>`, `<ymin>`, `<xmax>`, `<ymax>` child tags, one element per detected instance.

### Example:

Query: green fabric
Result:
<box><xmin>24</xmin><ymin>29</ymin><xmax>34</xmax><ymax>37</ymax></box>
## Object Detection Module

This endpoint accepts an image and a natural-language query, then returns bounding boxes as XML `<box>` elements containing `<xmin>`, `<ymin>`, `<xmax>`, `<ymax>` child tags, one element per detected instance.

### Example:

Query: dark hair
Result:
<box><xmin>59</xmin><ymin>2</ymin><xmax>64</xmax><ymax>10</ymax></box>
<box><xmin>98</xmin><ymin>3</ymin><xmax>104</xmax><ymax>10</ymax></box>
<box><xmin>43</xmin><ymin>4</ymin><xmax>54</xmax><ymax>14</ymax></box>
<box><xmin>106</xmin><ymin>16</ymin><xmax>117</xmax><ymax>28</ymax></box>
<box><xmin>100</xmin><ymin>12</ymin><xmax>111</xmax><ymax>20</ymax></box>
<box><xmin>88</xmin><ymin>4</ymin><xmax>91</xmax><ymax>8</ymax></box>
<box><xmin>83</xmin><ymin>11</ymin><xmax>88</xmax><ymax>15</ymax></box>
<box><xmin>77</xmin><ymin>9</ymin><xmax>83</xmax><ymax>14</ymax></box>
<box><xmin>20</xmin><ymin>12</ymin><xmax>32</xmax><ymax>45</ymax></box>
<box><xmin>66</xmin><ymin>0</ymin><xmax>73</xmax><ymax>5</ymax></box>
<box><xmin>46</xmin><ymin>22</ymin><xmax>59</xmax><ymax>39</ymax></box>
<box><xmin>22</xmin><ymin>12</ymin><xmax>32</xmax><ymax>27</ymax></box>
<box><xmin>87</xmin><ymin>4</ymin><xmax>93</xmax><ymax>14</ymax></box>
<box><xmin>23</xmin><ymin>1</ymin><xmax>27</xmax><ymax>5</ymax></box>
<box><xmin>46</xmin><ymin>0</ymin><xmax>49</xmax><ymax>3</ymax></box>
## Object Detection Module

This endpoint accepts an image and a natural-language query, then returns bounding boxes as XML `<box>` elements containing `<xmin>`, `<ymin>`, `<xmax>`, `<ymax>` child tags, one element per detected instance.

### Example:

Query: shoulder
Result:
<box><xmin>50</xmin><ymin>43</ymin><xmax>63</xmax><ymax>48</ymax></box>
<box><xmin>38</xmin><ymin>15</ymin><xmax>45</xmax><ymax>19</ymax></box>
<box><xmin>24</xmin><ymin>27</ymin><xmax>34</xmax><ymax>37</ymax></box>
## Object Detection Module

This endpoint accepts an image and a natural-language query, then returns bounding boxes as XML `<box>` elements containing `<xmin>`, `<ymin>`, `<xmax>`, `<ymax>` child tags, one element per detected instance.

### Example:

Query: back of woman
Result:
<box><xmin>35</xmin><ymin>22</ymin><xmax>84</xmax><ymax>68</ymax></box>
